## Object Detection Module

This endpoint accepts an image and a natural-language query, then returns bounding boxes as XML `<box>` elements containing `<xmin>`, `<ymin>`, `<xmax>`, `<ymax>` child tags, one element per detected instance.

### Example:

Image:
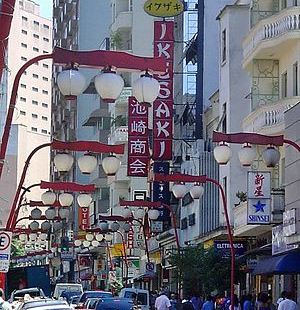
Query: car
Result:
<box><xmin>83</xmin><ymin>297</ymin><xmax>102</xmax><ymax>309</ymax></box>
<box><xmin>95</xmin><ymin>298</ymin><xmax>135</xmax><ymax>310</ymax></box>
<box><xmin>119</xmin><ymin>289</ymin><xmax>149</xmax><ymax>310</ymax></box>
<box><xmin>15</xmin><ymin>298</ymin><xmax>71</xmax><ymax>310</ymax></box>
<box><xmin>53</xmin><ymin>283</ymin><xmax>83</xmax><ymax>300</ymax></box>
<box><xmin>60</xmin><ymin>291</ymin><xmax>82</xmax><ymax>304</ymax></box>
<box><xmin>9</xmin><ymin>287</ymin><xmax>46</xmax><ymax>303</ymax></box>
<box><xmin>78</xmin><ymin>291</ymin><xmax>113</xmax><ymax>305</ymax></box>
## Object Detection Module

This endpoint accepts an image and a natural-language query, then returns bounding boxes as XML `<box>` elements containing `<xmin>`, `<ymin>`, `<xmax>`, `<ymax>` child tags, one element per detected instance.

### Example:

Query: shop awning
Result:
<box><xmin>252</xmin><ymin>251</ymin><xmax>300</xmax><ymax>275</ymax></box>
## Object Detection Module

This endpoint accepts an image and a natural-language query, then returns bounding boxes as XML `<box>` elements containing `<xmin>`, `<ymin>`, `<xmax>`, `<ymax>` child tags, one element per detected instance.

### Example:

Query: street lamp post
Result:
<box><xmin>0</xmin><ymin>47</ymin><xmax>166</xmax><ymax>180</ymax></box>
<box><xmin>153</xmin><ymin>173</ymin><xmax>235</xmax><ymax>310</ymax></box>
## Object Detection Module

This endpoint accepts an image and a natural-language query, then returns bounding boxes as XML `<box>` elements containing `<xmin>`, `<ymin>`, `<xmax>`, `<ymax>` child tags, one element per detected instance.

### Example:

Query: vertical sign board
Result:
<box><xmin>0</xmin><ymin>231</ymin><xmax>12</xmax><ymax>273</ymax></box>
<box><xmin>247</xmin><ymin>171</ymin><xmax>271</xmax><ymax>225</ymax></box>
<box><xmin>79</xmin><ymin>207</ymin><xmax>90</xmax><ymax>230</ymax></box>
<box><xmin>153</xmin><ymin>21</ymin><xmax>174</xmax><ymax>160</ymax></box>
<box><xmin>127</xmin><ymin>97</ymin><xmax>149</xmax><ymax>177</ymax></box>
<box><xmin>272</xmin><ymin>224</ymin><xmax>298</xmax><ymax>255</ymax></box>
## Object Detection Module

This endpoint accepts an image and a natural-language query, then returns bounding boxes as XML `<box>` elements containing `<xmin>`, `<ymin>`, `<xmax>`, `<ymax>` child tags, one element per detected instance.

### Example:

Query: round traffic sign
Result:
<box><xmin>0</xmin><ymin>232</ymin><xmax>11</xmax><ymax>251</ymax></box>
<box><xmin>146</xmin><ymin>262</ymin><xmax>155</xmax><ymax>272</ymax></box>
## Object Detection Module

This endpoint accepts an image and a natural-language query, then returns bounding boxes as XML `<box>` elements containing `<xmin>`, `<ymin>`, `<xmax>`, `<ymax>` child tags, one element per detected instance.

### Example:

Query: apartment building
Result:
<box><xmin>0</xmin><ymin>0</ymin><xmax>52</xmax><ymax>227</ymax></box>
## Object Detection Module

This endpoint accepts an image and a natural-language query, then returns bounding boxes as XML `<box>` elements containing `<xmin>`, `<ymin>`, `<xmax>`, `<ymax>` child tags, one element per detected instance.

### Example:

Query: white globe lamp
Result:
<box><xmin>78</xmin><ymin>153</ymin><xmax>98</xmax><ymax>174</ymax></box>
<box><xmin>110</xmin><ymin>221</ymin><xmax>120</xmax><ymax>232</ymax></box>
<box><xmin>40</xmin><ymin>233</ymin><xmax>48</xmax><ymax>241</ymax></box>
<box><xmin>19</xmin><ymin>233</ymin><xmax>28</xmax><ymax>242</ymax></box>
<box><xmin>82</xmin><ymin>240</ymin><xmax>90</xmax><ymax>248</ymax></box>
<box><xmin>45</xmin><ymin>208</ymin><xmax>56</xmax><ymax>220</ymax></box>
<box><xmin>31</xmin><ymin>208</ymin><xmax>42</xmax><ymax>220</ymax></box>
<box><xmin>77</xmin><ymin>194</ymin><xmax>92</xmax><ymax>208</ymax></box>
<box><xmin>95</xmin><ymin>234</ymin><xmax>104</xmax><ymax>242</ymax></box>
<box><xmin>41</xmin><ymin>221</ymin><xmax>51</xmax><ymax>231</ymax></box>
<box><xmin>148</xmin><ymin>208</ymin><xmax>160</xmax><ymax>220</ymax></box>
<box><xmin>123</xmin><ymin>222</ymin><xmax>131</xmax><ymax>233</ymax></box>
<box><xmin>59</xmin><ymin>193</ymin><xmax>74</xmax><ymax>207</ymax></box>
<box><xmin>122</xmin><ymin>207</ymin><xmax>132</xmax><ymax>219</ymax></box>
<box><xmin>99</xmin><ymin>220</ymin><xmax>109</xmax><ymax>232</ymax></box>
<box><xmin>213</xmin><ymin>143</ymin><xmax>232</xmax><ymax>165</ymax></box>
<box><xmin>41</xmin><ymin>191</ymin><xmax>56</xmax><ymax>205</ymax></box>
<box><xmin>54</xmin><ymin>153</ymin><xmax>74</xmax><ymax>173</ymax></box>
<box><xmin>92</xmin><ymin>240</ymin><xmax>100</xmax><ymax>247</ymax></box>
<box><xmin>134</xmin><ymin>208</ymin><xmax>145</xmax><ymax>219</ymax></box>
<box><xmin>172</xmin><ymin>183</ymin><xmax>187</xmax><ymax>199</ymax></box>
<box><xmin>104</xmin><ymin>234</ymin><xmax>113</xmax><ymax>242</ymax></box>
<box><xmin>190</xmin><ymin>184</ymin><xmax>205</xmax><ymax>200</ymax></box>
<box><xmin>102</xmin><ymin>155</ymin><xmax>121</xmax><ymax>176</ymax></box>
<box><xmin>238</xmin><ymin>144</ymin><xmax>257</xmax><ymax>167</ymax></box>
<box><xmin>262</xmin><ymin>146</ymin><xmax>280</xmax><ymax>168</ymax></box>
<box><xmin>58</xmin><ymin>208</ymin><xmax>70</xmax><ymax>219</ymax></box>
<box><xmin>85</xmin><ymin>233</ymin><xmax>94</xmax><ymax>242</ymax></box>
<box><xmin>29</xmin><ymin>233</ymin><xmax>37</xmax><ymax>242</ymax></box>
<box><xmin>74</xmin><ymin>239</ymin><xmax>82</xmax><ymax>247</ymax></box>
<box><xmin>29</xmin><ymin>221</ymin><xmax>39</xmax><ymax>231</ymax></box>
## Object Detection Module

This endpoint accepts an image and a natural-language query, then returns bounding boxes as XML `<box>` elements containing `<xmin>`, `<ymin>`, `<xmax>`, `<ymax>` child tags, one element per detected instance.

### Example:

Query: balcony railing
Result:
<box><xmin>243</xmin><ymin>6</ymin><xmax>300</xmax><ymax>61</ymax></box>
<box><xmin>243</xmin><ymin>97</ymin><xmax>300</xmax><ymax>133</ymax></box>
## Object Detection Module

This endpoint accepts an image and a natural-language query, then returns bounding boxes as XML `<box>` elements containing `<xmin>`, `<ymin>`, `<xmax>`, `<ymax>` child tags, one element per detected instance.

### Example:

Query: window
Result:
<box><xmin>293</xmin><ymin>62</ymin><xmax>298</xmax><ymax>96</ymax></box>
<box><xmin>281</xmin><ymin>0</ymin><xmax>287</xmax><ymax>9</ymax></box>
<box><xmin>33</xmin><ymin>74</ymin><xmax>38</xmax><ymax>79</ymax></box>
<box><xmin>43</xmin><ymin>50</ymin><xmax>48</xmax><ymax>54</ymax></box>
<box><xmin>20</xmin><ymin>84</ymin><xmax>26</xmax><ymax>89</ymax></box>
<box><xmin>43</xmin><ymin>24</ymin><xmax>49</xmax><ymax>29</ymax></box>
<box><xmin>22</xmin><ymin>16</ymin><xmax>28</xmax><ymax>21</ymax></box>
<box><xmin>33</xmin><ymin>47</ymin><xmax>39</xmax><ymax>52</ymax></box>
<box><xmin>32</xmin><ymin>114</ymin><xmax>38</xmax><ymax>119</ymax></box>
<box><xmin>31</xmin><ymin>127</ymin><xmax>37</xmax><ymax>132</ymax></box>
<box><xmin>21</xmin><ymin>56</ymin><xmax>27</xmax><ymax>61</ymax></box>
<box><xmin>43</xmin><ymin>64</ymin><xmax>49</xmax><ymax>68</ymax></box>
<box><xmin>41</xmin><ymin>129</ymin><xmax>48</xmax><ymax>134</ymax></box>
<box><xmin>20</xmin><ymin>97</ymin><xmax>26</xmax><ymax>102</ymax></box>
<box><xmin>43</xmin><ymin>37</ymin><xmax>49</xmax><ymax>42</ymax></box>
<box><xmin>42</xmin><ymin>77</ymin><xmax>48</xmax><ymax>81</ymax></box>
<box><xmin>42</xmin><ymin>103</ymin><xmax>48</xmax><ymax>108</ymax></box>
<box><xmin>33</xmin><ymin>21</ymin><xmax>39</xmax><ymax>26</ymax></box>
<box><xmin>20</xmin><ymin>111</ymin><xmax>26</xmax><ymax>115</ymax></box>
<box><xmin>281</xmin><ymin>71</ymin><xmax>288</xmax><ymax>98</ymax></box>
<box><xmin>33</xmin><ymin>34</ymin><xmax>39</xmax><ymax>39</ymax></box>
<box><xmin>42</xmin><ymin>116</ymin><xmax>48</xmax><ymax>121</ymax></box>
<box><xmin>32</xmin><ymin>87</ymin><xmax>38</xmax><ymax>92</ymax></box>
<box><xmin>22</xmin><ymin>29</ymin><xmax>27</xmax><ymax>35</ymax></box>
<box><xmin>21</xmin><ymin>43</ymin><xmax>27</xmax><ymax>48</ymax></box>
<box><xmin>221</xmin><ymin>29</ymin><xmax>227</xmax><ymax>63</ymax></box>
<box><xmin>42</xmin><ymin>90</ymin><xmax>48</xmax><ymax>95</ymax></box>
<box><xmin>221</xmin><ymin>103</ymin><xmax>227</xmax><ymax>133</ymax></box>
<box><xmin>32</xmin><ymin>100</ymin><xmax>38</xmax><ymax>105</ymax></box>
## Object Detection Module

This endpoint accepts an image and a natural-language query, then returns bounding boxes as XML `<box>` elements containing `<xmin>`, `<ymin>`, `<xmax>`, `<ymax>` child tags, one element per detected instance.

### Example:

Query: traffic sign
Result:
<box><xmin>0</xmin><ymin>231</ymin><xmax>12</xmax><ymax>273</ymax></box>
<box><xmin>146</xmin><ymin>262</ymin><xmax>155</xmax><ymax>272</ymax></box>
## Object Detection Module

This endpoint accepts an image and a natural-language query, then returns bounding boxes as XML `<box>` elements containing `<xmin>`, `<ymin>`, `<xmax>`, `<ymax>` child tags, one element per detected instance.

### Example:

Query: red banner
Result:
<box><xmin>79</xmin><ymin>207</ymin><xmax>90</xmax><ymax>230</ymax></box>
<box><xmin>127</xmin><ymin>97</ymin><xmax>149</xmax><ymax>177</ymax></box>
<box><xmin>153</xmin><ymin>21</ymin><xmax>174</xmax><ymax>160</ymax></box>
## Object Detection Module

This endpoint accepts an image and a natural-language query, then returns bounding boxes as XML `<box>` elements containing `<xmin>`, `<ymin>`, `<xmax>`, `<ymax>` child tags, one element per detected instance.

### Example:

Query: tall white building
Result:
<box><xmin>0</xmin><ymin>0</ymin><xmax>52</xmax><ymax>227</ymax></box>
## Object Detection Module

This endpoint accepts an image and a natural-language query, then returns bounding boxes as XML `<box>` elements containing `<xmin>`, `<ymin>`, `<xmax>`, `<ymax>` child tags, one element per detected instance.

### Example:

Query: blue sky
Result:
<box><xmin>35</xmin><ymin>0</ymin><xmax>52</xmax><ymax>19</ymax></box>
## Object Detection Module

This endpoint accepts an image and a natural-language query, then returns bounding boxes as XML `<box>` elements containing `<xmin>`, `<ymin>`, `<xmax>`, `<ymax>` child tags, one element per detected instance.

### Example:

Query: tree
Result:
<box><xmin>11</xmin><ymin>238</ymin><xmax>25</xmax><ymax>257</ymax></box>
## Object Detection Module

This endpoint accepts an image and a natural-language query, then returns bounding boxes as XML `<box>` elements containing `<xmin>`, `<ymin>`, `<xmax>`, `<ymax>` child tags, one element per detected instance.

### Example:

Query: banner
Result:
<box><xmin>153</xmin><ymin>21</ymin><xmax>174</xmax><ymax>160</ymax></box>
<box><xmin>127</xmin><ymin>97</ymin><xmax>149</xmax><ymax>177</ymax></box>
<box><xmin>79</xmin><ymin>207</ymin><xmax>90</xmax><ymax>230</ymax></box>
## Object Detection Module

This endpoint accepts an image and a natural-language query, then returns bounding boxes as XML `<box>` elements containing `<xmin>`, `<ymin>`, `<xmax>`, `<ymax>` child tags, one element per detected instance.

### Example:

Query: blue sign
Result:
<box><xmin>247</xmin><ymin>198</ymin><xmax>271</xmax><ymax>224</ymax></box>
<box><xmin>214</xmin><ymin>241</ymin><xmax>247</xmax><ymax>258</ymax></box>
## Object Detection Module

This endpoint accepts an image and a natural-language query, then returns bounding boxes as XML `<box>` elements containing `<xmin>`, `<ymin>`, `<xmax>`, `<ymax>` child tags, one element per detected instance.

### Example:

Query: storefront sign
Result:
<box><xmin>61</xmin><ymin>249</ymin><xmax>74</xmax><ymax>261</ymax></box>
<box><xmin>247</xmin><ymin>172</ymin><xmax>271</xmax><ymax>225</ymax></box>
<box><xmin>79</xmin><ymin>207</ymin><xmax>90</xmax><ymax>230</ymax></box>
<box><xmin>272</xmin><ymin>224</ymin><xmax>298</xmax><ymax>255</ymax></box>
<box><xmin>134</xmin><ymin>233</ymin><xmax>145</xmax><ymax>250</ymax></box>
<box><xmin>283</xmin><ymin>209</ymin><xmax>296</xmax><ymax>237</ymax></box>
<box><xmin>153</xmin><ymin>21</ymin><xmax>174</xmax><ymax>160</ymax></box>
<box><xmin>144</xmin><ymin>0</ymin><xmax>184</xmax><ymax>17</ymax></box>
<box><xmin>214</xmin><ymin>241</ymin><xmax>247</xmax><ymax>258</ymax></box>
<box><xmin>127</xmin><ymin>259</ymin><xmax>140</xmax><ymax>278</ymax></box>
<box><xmin>127</xmin><ymin>225</ymin><xmax>134</xmax><ymax>249</ymax></box>
<box><xmin>0</xmin><ymin>231</ymin><xmax>12</xmax><ymax>273</ymax></box>
<box><xmin>127</xmin><ymin>97</ymin><xmax>149</xmax><ymax>177</ymax></box>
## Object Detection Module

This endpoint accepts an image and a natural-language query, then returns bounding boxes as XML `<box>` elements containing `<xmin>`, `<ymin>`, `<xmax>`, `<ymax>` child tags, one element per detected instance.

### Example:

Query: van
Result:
<box><xmin>119</xmin><ymin>288</ymin><xmax>149</xmax><ymax>310</ymax></box>
<box><xmin>53</xmin><ymin>283</ymin><xmax>83</xmax><ymax>300</ymax></box>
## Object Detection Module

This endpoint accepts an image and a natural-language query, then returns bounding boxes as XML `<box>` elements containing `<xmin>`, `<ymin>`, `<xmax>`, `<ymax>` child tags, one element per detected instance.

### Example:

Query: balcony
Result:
<box><xmin>108</xmin><ymin>126</ymin><xmax>128</xmax><ymax>144</ymax></box>
<box><xmin>243</xmin><ymin>6</ymin><xmax>300</xmax><ymax>68</ymax></box>
<box><xmin>242</xmin><ymin>96</ymin><xmax>300</xmax><ymax>134</ymax></box>
<box><xmin>115</xmin><ymin>87</ymin><xmax>132</xmax><ymax>105</ymax></box>
<box><xmin>233</xmin><ymin>189</ymin><xmax>285</xmax><ymax>237</ymax></box>
<box><xmin>111</xmin><ymin>11</ymin><xmax>133</xmax><ymax>33</ymax></box>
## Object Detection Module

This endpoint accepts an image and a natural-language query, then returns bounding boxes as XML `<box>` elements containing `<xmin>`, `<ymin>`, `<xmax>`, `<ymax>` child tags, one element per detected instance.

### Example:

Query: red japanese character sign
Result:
<box><xmin>153</xmin><ymin>21</ymin><xmax>174</xmax><ymax>160</ymax></box>
<box><xmin>127</xmin><ymin>97</ymin><xmax>149</xmax><ymax>177</ymax></box>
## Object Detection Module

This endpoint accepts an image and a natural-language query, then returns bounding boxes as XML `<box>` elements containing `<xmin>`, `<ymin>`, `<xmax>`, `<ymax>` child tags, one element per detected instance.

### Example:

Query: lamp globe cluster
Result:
<box><xmin>57</xmin><ymin>66</ymin><xmax>160</xmax><ymax>107</ymax></box>
<box><xmin>172</xmin><ymin>183</ymin><xmax>205</xmax><ymax>200</ymax></box>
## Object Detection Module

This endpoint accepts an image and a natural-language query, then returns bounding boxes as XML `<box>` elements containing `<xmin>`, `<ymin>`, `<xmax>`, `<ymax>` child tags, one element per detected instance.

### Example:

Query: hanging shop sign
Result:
<box><xmin>214</xmin><ymin>240</ymin><xmax>247</xmax><ymax>258</ymax></box>
<box><xmin>79</xmin><ymin>207</ymin><xmax>90</xmax><ymax>230</ymax></box>
<box><xmin>144</xmin><ymin>0</ymin><xmax>184</xmax><ymax>17</ymax></box>
<box><xmin>127</xmin><ymin>96</ymin><xmax>149</xmax><ymax>177</ymax></box>
<box><xmin>272</xmin><ymin>224</ymin><xmax>298</xmax><ymax>255</ymax></box>
<box><xmin>283</xmin><ymin>209</ymin><xmax>296</xmax><ymax>237</ymax></box>
<box><xmin>153</xmin><ymin>21</ymin><xmax>174</xmax><ymax>160</ymax></box>
<box><xmin>247</xmin><ymin>171</ymin><xmax>271</xmax><ymax>225</ymax></box>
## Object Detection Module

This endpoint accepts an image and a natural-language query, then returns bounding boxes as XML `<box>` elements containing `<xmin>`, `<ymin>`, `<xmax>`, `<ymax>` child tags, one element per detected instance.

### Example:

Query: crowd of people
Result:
<box><xmin>151</xmin><ymin>289</ymin><xmax>298</xmax><ymax>310</ymax></box>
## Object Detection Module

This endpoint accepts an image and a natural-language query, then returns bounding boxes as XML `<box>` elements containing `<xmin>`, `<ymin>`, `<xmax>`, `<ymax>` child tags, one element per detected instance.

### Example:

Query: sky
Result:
<box><xmin>35</xmin><ymin>0</ymin><xmax>52</xmax><ymax>19</ymax></box>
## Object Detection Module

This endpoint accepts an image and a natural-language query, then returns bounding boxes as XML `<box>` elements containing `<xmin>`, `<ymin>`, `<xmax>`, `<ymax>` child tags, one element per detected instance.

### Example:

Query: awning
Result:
<box><xmin>252</xmin><ymin>251</ymin><xmax>300</xmax><ymax>275</ymax></box>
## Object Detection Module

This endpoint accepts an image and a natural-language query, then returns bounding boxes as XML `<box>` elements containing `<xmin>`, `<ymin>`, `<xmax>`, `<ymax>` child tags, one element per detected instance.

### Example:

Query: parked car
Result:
<box><xmin>53</xmin><ymin>283</ymin><xmax>83</xmax><ymax>300</ymax></box>
<box><xmin>95</xmin><ymin>298</ymin><xmax>134</xmax><ymax>310</ymax></box>
<box><xmin>9</xmin><ymin>287</ymin><xmax>46</xmax><ymax>303</ymax></box>
<box><xmin>15</xmin><ymin>298</ymin><xmax>71</xmax><ymax>310</ymax></box>
<box><xmin>60</xmin><ymin>291</ymin><xmax>82</xmax><ymax>304</ymax></box>
<box><xmin>77</xmin><ymin>291</ymin><xmax>113</xmax><ymax>307</ymax></box>
<box><xmin>119</xmin><ymin>288</ymin><xmax>149</xmax><ymax>310</ymax></box>
<box><xmin>83</xmin><ymin>297</ymin><xmax>102</xmax><ymax>309</ymax></box>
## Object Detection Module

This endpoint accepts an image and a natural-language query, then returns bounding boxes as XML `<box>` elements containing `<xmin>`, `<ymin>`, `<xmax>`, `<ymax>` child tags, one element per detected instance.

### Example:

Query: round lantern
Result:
<box><xmin>102</xmin><ymin>155</ymin><xmax>121</xmax><ymax>176</ymax></box>
<box><xmin>58</xmin><ymin>208</ymin><xmax>70</xmax><ymax>219</ymax></box>
<box><xmin>262</xmin><ymin>146</ymin><xmax>280</xmax><ymax>168</ymax></box>
<box><xmin>41</xmin><ymin>221</ymin><xmax>51</xmax><ymax>231</ymax></box>
<box><xmin>29</xmin><ymin>233</ymin><xmax>37</xmax><ymax>241</ymax></box>
<box><xmin>104</xmin><ymin>234</ymin><xmax>113</xmax><ymax>242</ymax></box>
<box><xmin>41</xmin><ymin>191</ymin><xmax>56</xmax><ymax>205</ymax></box>
<box><xmin>82</xmin><ymin>240</ymin><xmax>90</xmax><ymax>248</ymax></box>
<box><xmin>134</xmin><ymin>208</ymin><xmax>145</xmax><ymax>219</ymax></box>
<box><xmin>59</xmin><ymin>193</ymin><xmax>74</xmax><ymax>207</ymax></box>
<box><xmin>94</xmin><ymin>70</ymin><xmax>124</xmax><ymax>103</ymax></box>
<box><xmin>92</xmin><ymin>240</ymin><xmax>100</xmax><ymax>247</ymax></box>
<box><xmin>77</xmin><ymin>194</ymin><xmax>92</xmax><ymax>208</ymax></box>
<box><xmin>110</xmin><ymin>221</ymin><xmax>120</xmax><ymax>232</ymax></box>
<box><xmin>74</xmin><ymin>239</ymin><xmax>82</xmax><ymax>247</ymax></box>
<box><xmin>78</xmin><ymin>153</ymin><xmax>98</xmax><ymax>174</ymax></box>
<box><xmin>172</xmin><ymin>183</ymin><xmax>187</xmax><ymax>199</ymax></box>
<box><xmin>53</xmin><ymin>221</ymin><xmax>63</xmax><ymax>231</ymax></box>
<box><xmin>54</xmin><ymin>152</ymin><xmax>74</xmax><ymax>173</ymax></box>
<box><xmin>123</xmin><ymin>222</ymin><xmax>131</xmax><ymax>233</ymax></box>
<box><xmin>95</xmin><ymin>234</ymin><xmax>104</xmax><ymax>242</ymax></box>
<box><xmin>31</xmin><ymin>208</ymin><xmax>42</xmax><ymax>220</ymax></box>
<box><xmin>122</xmin><ymin>207</ymin><xmax>132</xmax><ymax>219</ymax></box>
<box><xmin>39</xmin><ymin>233</ymin><xmax>48</xmax><ymax>241</ymax></box>
<box><xmin>45</xmin><ymin>208</ymin><xmax>56</xmax><ymax>220</ymax></box>
<box><xmin>132</xmin><ymin>73</ymin><xmax>160</xmax><ymax>106</ymax></box>
<box><xmin>213</xmin><ymin>143</ymin><xmax>232</xmax><ymax>165</ymax></box>
<box><xmin>238</xmin><ymin>144</ymin><xmax>257</xmax><ymax>167</ymax></box>
<box><xmin>29</xmin><ymin>221</ymin><xmax>39</xmax><ymax>231</ymax></box>
<box><xmin>190</xmin><ymin>184</ymin><xmax>205</xmax><ymax>200</ymax></box>
<box><xmin>19</xmin><ymin>233</ymin><xmax>28</xmax><ymax>242</ymax></box>
<box><xmin>99</xmin><ymin>220</ymin><xmax>109</xmax><ymax>232</ymax></box>
<box><xmin>85</xmin><ymin>233</ymin><xmax>94</xmax><ymax>242</ymax></box>
<box><xmin>148</xmin><ymin>208</ymin><xmax>160</xmax><ymax>220</ymax></box>
<box><xmin>57</xmin><ymin>68</ymin><xmax>87</xmax><ymax>100</ymax></box>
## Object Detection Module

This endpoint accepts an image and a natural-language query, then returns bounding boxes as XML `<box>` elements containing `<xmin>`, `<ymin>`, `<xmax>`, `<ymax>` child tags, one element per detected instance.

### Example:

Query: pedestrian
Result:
<box><xmin>170</xmin><ymin>293</ymin><xmax>179</xmax><ymax>310</ymax></box>
<box><xmin>155</xmin><ymin>288</ymin><xmax>172</xmax><ymax>310</ymax></box>
<box><xmin>243</xmin><ymin>294</ymin><xmax>253</xmax><ymax>310</ymax></box>
<box><xmin>191</xmin><ymin>293</ymin><xmax>203</xmax><ymax>310</ymax></box>
<box><xmin>277</xmin><ymin>292</ymin><xmax>297</xmax><ymax>310</ymax></box>
<box><xmin>277</xmin><ymin>292</ymin><xmax>287</xmax><ymax>307</ymax></box>
<box><xmin>202</xmin><ymin>295</ymin><xmax>215</xmax><ymax>310</ymax></box>
<box><xmin>182</xmin><ymin>298</ymin><xmax>194</xmax><ymax>310</ymax></box>
<box><xmin>0</xmin><ymin>288</ymin><xmax>12</xmax><ymax>310</ymax></box>
<box><xmin>256</xmin><ymin>292</ymin><xmax>270</xmax><ymax>310</ymax></box>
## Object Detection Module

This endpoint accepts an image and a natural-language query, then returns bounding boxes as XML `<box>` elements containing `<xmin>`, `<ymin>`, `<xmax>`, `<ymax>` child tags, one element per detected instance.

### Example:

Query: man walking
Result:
<box><xmin>278</xmin><ymin>292</ymin><xmax>297</xmax><ymax>310</ymax></box>
<box><xmin>0</xmin><ymin>289</ymin><xmax>12</xmax><ymax>310</ymax></box>
<box><xmin>155</xmin><ymin>288</ymin><xmax>172</xmax><ymax>310</ymax></box>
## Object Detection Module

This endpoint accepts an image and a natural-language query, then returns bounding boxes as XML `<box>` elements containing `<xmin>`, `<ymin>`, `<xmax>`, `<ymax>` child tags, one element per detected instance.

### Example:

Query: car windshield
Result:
<box><xmin>20</xmin><ymin>299</ymin><xmax>68</xmax><ymax>309</ymax></box>
<box><xmin>80</xmin><ymin>292</ymin><xmax>113</xmax><ymax>303</ymax></box>
<box><xmin>123</xmin><ymin>292</ymin><xmax>147</xmax><ymax>305</ymax></box>
<box><xmin>13</xmin><ymin>289</ymin><xmax>43</xmax><ymax>300</ymax></box>
<box><xmin>96</xmin><ymin>300</ymin><xmax>133</xmax><ymax>310</ymax></box>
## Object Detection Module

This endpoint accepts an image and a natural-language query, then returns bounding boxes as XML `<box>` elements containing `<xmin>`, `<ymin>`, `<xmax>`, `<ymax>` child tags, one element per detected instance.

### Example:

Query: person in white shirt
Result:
<box><xmin>0</xmin><ymin>289</ymin><xmax>12</xmax><ymax>310</ymax></box>
<box><xmin>155</xmin><ymin>289</ymin><xmax>172</xmax><ymax>310</ymax></box>
<box><xmin>278</xmin><ymin>292</ymin><xmax>297</xmax><ymax>310</ymax></box>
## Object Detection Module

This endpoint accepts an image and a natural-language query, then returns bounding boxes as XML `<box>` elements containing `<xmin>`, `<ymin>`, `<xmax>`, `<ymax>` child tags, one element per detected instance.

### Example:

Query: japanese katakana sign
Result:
<box><xmin>79</xmin><ymin>206</ymin><xmax>90</xmax><ymax>230</ymax></box>
<box><xmin>153</xmin><ymin>21</ymin><xmax>174</xmax><ymax>160</ymax></box>
<box><xmin>144</xmin><ymin>0</ymin><xmax>184</xmax><ymax>17</ymax></box>
<box><xmin>127</xmin><ymin>96</ymin><xmax>149</xmax><ymax>177</ymax></box>
<box><xmin>247</xmin><ymin>171</ymin><xmax>271</xmax><ymax>225</ymax></box>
